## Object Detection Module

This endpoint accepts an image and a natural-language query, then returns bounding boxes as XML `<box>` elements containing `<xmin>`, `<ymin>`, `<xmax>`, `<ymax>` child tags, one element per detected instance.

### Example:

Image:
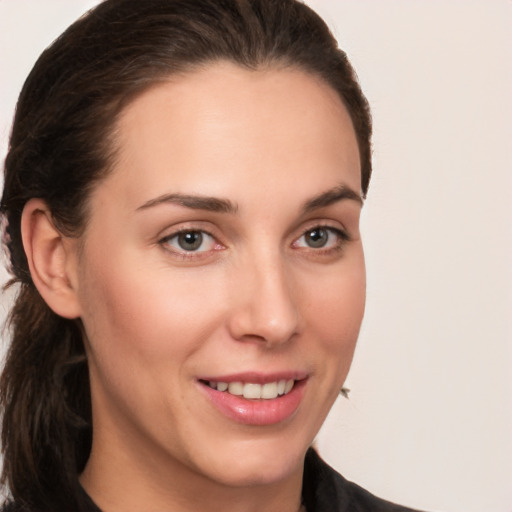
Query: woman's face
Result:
<box><xmin>74</xmin><ymin>62</ymin><xmax>365</xmax><ymax>489</ymax></box>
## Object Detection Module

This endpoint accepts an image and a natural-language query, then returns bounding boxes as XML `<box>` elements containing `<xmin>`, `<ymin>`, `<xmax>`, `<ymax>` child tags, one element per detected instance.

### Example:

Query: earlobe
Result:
<box><xmin>21</xmin><ymin>198</ymin><xmax>82</xmax><ymax>319</ymax></box>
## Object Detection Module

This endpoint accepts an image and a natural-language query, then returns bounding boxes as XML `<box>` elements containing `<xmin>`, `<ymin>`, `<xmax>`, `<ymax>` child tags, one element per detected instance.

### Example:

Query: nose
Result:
<box><xmin>227</xmin><ymin>255</ymin><xmax>300</xmax><ymax>347</ymax></box>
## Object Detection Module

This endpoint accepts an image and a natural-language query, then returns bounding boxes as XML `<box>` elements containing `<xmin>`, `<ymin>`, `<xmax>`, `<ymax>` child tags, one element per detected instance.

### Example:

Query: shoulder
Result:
<box><xmin>303</xmin><ymin>448</ymin><xmax>427</xmax><ymax>512</ymax></box>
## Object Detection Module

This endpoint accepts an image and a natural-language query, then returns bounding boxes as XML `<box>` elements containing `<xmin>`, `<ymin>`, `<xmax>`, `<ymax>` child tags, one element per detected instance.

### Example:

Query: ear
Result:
<box><xmin>21</xmin><ymin>198</ymin><xmax>82</xmax><ymax>319</ymax></box>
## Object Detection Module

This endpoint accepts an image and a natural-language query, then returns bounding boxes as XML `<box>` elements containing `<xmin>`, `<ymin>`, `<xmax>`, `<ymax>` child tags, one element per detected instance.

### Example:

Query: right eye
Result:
<box><xmin>160</xmin><ymin>230</ymin><xmax>219</xmax><ymax>254</ymax></box>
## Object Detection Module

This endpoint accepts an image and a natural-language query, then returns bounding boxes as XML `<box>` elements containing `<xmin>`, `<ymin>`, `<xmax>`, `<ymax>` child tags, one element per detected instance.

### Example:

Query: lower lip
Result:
<box><xmin>199</xmin><ymin>380</ymin><xmax>307</xmax><ymax>426</ymax></box>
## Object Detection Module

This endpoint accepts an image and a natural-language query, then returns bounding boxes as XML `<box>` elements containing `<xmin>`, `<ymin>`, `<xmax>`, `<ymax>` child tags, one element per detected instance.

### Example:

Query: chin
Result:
<box><xmin>196</xmin><ymin>434</ymin><xmax>309</xmax><ymax>488</ymax></box>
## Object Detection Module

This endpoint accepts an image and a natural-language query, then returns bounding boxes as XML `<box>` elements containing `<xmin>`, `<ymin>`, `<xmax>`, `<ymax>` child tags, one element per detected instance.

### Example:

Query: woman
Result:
<box><xmin>1</xmin><ymin>0</ymin><xmax>423</xmax><ymax>511</ymax></box>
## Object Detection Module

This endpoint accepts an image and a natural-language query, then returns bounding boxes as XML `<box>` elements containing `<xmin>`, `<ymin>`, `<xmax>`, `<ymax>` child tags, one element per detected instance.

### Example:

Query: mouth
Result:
<box><xmin>201</xmin><ymin>379</ymin><xmax>296</xmax><ymax>400</ymax></box>
<box><xmin>197</xmin><ymin>374</ymin><xmax>307</xmax><ymax>425</ymax></box>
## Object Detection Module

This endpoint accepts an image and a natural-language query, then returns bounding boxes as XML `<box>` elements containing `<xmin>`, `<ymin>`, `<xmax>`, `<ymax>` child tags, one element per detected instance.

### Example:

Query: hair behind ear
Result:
<box><xmin>1</xmin><ymin>280</ymin><xmax>92</xmax><ymax>510</ymax></box>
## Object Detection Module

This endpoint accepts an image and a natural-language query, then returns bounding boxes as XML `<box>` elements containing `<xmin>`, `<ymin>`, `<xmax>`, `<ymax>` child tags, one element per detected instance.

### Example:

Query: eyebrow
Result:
<box><xmin>136</xmin><ymin>184</ymin><xmax>361</xmax><ymax>215</ymax></box>
<box><xmin>302</xmin><ymin>185</ymin><xmax>363</xmax><ymax>213</ymax></box>
<box><xmin>136</xmin><ymin>193</ymin><xmax>238</xmax><ymax>214</ymax></box>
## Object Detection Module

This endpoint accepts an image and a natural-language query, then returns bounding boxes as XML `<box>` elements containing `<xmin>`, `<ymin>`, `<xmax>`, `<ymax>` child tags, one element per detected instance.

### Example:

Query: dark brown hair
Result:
<box><xmin>0</xmin><ymin>0</ymin><xmax>372</xmax><ymax>509</ymax></box>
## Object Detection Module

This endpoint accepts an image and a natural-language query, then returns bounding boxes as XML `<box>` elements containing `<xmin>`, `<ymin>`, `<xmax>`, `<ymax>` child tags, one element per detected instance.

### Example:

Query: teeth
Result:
<box><xmin>217</xmin><ymin>381</ymin><xmax>228</xmax><ymax>392</ymax></box>
<box><xmin>261</xmin><ymin>382</ymin><xmax>278</xmax><ymax>399</ymax></box>
<box><xmin>243</xmin><ymin>383</ymin><xmax>261</xmax><ymax>399</ymax></box>
<box><xmin>209</xmin><ymin>379</ymin><xmax>295</xmax><ymax>399</ymax></box>
<box><xmin>228</xmin><ymin>382</ymin><xmax>243</xmax><ymax>395</ymax></box>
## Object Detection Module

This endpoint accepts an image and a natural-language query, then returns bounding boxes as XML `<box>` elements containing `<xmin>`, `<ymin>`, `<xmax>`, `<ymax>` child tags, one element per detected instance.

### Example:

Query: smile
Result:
<box><xmin>205</xmin><ymin>379</ymin><xmax>295</xmax><ymax>400</ymax></box>
<box><xmin>198</xmin><ymin>374</ymin><xmax>307</xmax><ymax>425</ymax></box>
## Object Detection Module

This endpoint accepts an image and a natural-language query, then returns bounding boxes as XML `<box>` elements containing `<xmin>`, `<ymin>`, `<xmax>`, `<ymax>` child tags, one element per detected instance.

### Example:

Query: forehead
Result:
<box><xmin>102</xmin><ymin>62</ymin><xmax>361</xmax><ymax>210</ymax></box>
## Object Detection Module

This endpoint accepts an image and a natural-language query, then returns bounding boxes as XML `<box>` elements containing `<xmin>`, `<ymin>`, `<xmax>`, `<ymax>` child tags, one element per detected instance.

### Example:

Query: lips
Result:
<box><xmin>198</xmin><ymin>373</ymin><xmax>308</xmax><ymax>426</ymax></box>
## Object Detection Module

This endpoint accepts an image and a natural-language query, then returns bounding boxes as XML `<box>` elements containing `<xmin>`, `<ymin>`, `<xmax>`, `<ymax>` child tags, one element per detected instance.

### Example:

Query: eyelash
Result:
<box><xmin>158</xmin><ymin>224</ymin><xmax>349</xmax><ymax>260</ymax></box>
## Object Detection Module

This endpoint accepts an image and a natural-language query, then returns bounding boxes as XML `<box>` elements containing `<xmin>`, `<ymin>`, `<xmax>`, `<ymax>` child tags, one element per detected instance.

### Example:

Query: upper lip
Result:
<box><xmin>197</xmin><ymin>371</ymin><xmax>308</xmax><ymax>384</ymax></box>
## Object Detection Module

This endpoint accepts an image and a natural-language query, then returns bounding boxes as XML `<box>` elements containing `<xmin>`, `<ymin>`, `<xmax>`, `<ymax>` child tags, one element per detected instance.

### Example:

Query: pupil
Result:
<box><xmin>178</xmin><ymin>231</ymin><xmax>203</xmax><ymax>251</ymax></box>
<box><xmin>306</xmin><ymin>228</ymin><xmax>328</xmax><ymax>248</ymax></box>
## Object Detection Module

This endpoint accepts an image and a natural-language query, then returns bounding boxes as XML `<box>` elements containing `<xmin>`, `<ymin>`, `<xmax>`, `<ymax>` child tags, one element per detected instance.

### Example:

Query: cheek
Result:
<box><xmin>76</xmin><ymin>258</ymin><xmax>228</xmax><ymax>432</ymax></box>
<box><xmin>78</xmin><ymin>252</ymin><xmax>226</xmax><ymax>367</ymax></box>
<box><xmin>300</xmin><ymin>250</ymin><xmax>366</xmax><ymax>377</ymax></box>
<box><xmin>305</xmin><ymin>252</ymin><xmax>365</xmax><ymax>337</ymax></box>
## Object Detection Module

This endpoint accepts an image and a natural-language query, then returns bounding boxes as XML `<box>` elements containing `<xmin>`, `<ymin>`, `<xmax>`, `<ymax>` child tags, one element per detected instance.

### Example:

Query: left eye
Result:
<box><xmin>294</xmin><ymin>227</ymin><xmax>345</xmax><ymax>249</ymax></box>
<box><xmin>163</xmin><ymin>230</ymin><xmax>217</xmax><ymax>252</ymax></box>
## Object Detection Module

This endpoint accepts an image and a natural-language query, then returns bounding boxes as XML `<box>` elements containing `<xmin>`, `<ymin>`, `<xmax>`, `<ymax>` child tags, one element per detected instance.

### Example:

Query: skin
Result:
<box><xmin>67</xmin><ymin>62</ymin><xmax>366</xmax><ymax>512</ymax></box>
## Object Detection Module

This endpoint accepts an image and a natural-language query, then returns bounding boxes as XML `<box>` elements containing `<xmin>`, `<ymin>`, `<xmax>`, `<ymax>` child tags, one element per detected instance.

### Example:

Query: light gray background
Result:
<box><xmin>1</xmin><ymin>1</ymin><xmax>511</xmax><ymax>511</ymax></box>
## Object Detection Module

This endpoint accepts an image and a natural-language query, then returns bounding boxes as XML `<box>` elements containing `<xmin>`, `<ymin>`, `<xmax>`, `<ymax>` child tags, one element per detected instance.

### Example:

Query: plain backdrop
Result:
<box><xmin>1</xmin><ymin>1</ymin><xmax>511</xmax><ymax>511</ymax></box>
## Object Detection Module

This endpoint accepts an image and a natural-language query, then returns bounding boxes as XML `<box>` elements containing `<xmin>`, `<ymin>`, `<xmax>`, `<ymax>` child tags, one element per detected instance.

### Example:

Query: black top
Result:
<box><xmin>2</xmin><ymin>449</ymin><xmax>426</xmax><ymax>511</ymax></box>
<box><xmin>302</xmin><ymin>448</ymin><xmax>425</xmax><ymax>511</ymax></box>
